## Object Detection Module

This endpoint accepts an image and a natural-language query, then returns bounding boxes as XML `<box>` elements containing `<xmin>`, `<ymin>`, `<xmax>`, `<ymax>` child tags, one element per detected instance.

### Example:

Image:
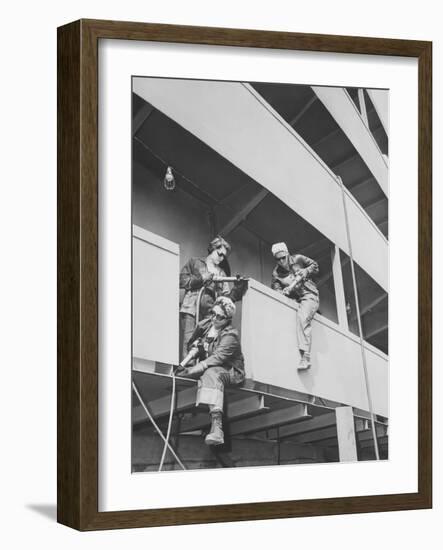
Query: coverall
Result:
<box><xmin>179</xmin><ymin>257</ymin><xmax>245</xmax><ymax>358</ymax></box>
<box><xmin>186</xmin><ymin>318</ymin><xmax>245</xmax><ymax>412</ymax></box>
<box><xmin>271</xmin><ymin>254</ymin><xmax>319</xmax><ymax>353</ymax></box>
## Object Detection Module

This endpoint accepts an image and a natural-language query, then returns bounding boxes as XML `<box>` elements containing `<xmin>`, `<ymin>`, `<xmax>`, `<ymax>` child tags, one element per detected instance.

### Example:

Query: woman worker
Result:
<box><xmin>271</xmin><ymin>242</ymin><xmax>319</xmax><ymax>371</ymax></box>
<box><xmin>176</xmin><ymin>296</ymin><xmax>244</xmax><ymax>446</ymax></box>
<box><xmin>179</xmin><ymin>235</ymin><xmax>245</xmax><ymax>360</ymax></box>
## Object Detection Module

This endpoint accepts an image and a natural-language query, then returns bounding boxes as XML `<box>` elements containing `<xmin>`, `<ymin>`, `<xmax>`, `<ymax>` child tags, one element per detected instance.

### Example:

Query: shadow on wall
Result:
<box><xmin>25</xmin><ymin>504</ymin><xmax>57</xmax><ymax>522</ymax></box>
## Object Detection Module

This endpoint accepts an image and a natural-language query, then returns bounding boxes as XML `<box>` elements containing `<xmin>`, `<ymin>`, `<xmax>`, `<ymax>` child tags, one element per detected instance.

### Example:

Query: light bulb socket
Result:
<box><xmin>163</xmin><ymin>166</ymin><xmax>176</xmax><ymax>191</ymax></box>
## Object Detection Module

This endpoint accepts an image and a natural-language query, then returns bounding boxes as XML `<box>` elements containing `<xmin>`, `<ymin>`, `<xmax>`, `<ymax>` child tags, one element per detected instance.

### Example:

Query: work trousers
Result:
<box><xmin>180</xmin><ymin>313</ymin><xmax>197</xmax><ymax>360</ymax></box>
<box><xmin>196</xmin><ymin>366</ymin><xmax>245</xmax><ymax>412</ymax></box>
<box><xmin>296</xmin><ymin>295</ymin><xmax>319</xmax><ymax>352</ymax></box>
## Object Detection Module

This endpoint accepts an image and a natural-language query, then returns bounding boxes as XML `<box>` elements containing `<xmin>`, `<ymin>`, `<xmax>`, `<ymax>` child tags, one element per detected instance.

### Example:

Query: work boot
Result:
<box><xmin>298</xmin><ymin>353</ymin><xmax>311</xmax><ymax>371</ymax></box>
<box><xmin>205</xmin><ymin>411</ymin><xmax>224</xmax><ymax>446</ymax></box>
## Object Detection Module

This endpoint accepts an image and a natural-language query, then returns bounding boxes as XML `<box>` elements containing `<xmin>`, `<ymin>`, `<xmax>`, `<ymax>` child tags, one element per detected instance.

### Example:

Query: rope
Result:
<box><xmin>338</xmin><ymin>175</ymin><xmax>380</xmax><ymax>460</ymax></box>
<box><xmin>132</xmin><ymin>381</ymin><xmax>187</xmax><ymax>471</ymax></box>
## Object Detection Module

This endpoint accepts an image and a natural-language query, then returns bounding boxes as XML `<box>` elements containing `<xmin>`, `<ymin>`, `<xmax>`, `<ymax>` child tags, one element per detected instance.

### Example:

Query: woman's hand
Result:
<box><xmin>201</xmin><ymin>272</ymin><xmax>214</xmax><ymax>284</ymax></box>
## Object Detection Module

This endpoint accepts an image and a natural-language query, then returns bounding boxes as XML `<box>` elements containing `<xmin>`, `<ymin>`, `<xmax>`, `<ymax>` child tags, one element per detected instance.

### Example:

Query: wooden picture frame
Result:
<box><xmin>57</xmin><ymin>19</ymin><xmax>432</xmax><ymax>530</ymax></box>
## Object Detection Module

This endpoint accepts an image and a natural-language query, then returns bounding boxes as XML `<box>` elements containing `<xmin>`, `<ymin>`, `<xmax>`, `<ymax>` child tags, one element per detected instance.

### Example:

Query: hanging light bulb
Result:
<box><xmin>163</xmin><ymin>166</ymin><xmax>176</xmax><ymax>191</ymax></box>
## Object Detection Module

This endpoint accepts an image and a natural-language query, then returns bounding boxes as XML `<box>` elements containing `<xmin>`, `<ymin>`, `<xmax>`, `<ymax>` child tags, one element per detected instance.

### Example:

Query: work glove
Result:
<box><xmin>201</xmin><ymin>272</ymin><xmax>214</xmax><ymax>284</ymax></box>
<box><xmin>176</xmin><ymin>361</ymin><xmax>208</xmax><ymax>379</ymax></box>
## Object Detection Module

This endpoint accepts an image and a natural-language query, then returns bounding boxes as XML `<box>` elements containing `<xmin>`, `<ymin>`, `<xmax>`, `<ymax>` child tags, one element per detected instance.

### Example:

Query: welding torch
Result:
<box><xmin>210</xmin><ymin>274</ymin><xmax>249</xmax><ymax>283</ymax></box>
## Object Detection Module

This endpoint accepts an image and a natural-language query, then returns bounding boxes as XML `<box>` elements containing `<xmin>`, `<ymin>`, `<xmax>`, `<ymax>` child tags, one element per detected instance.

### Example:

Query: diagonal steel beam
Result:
<box><xmin>317</xmin><ymin>255</ymin><xmax>350</xmax><ymax>288</ymax></box>
<box><xmin>133</xmin><ymin>102</ymin><xmax>154</xmax><ymax>136</ymax></box>
<box><xmin>350</xmin><ymin>292</ymin><xmax>387</xmax><ymax>321</ymax></box>
<box><xmin>365</xmin><ymin>322</ymin><xmax>388</xmax><ymax>339</ymax></box>
<box><xmin>349</xmin><ymin>176</ymin><xmax>376</xmax><ymax>194</ymax></box>
<box><xmin>218</xmin><ymin>188</ymin><xmax>269</xmax><ymax>237</ymax></box>
<box><xmin>289</xmin><ymin>95</ymin><xmax>318</xmax><ymax>127</ymax></box>
<box><xmin>331</xmin><ymin>152</ymin><xmax>360</xmax><ymax>172</ymax></box>
<box><xmin>365</xmin><ymin>197</ymin><xmax>387</xmax><ymax>212</ymax></box>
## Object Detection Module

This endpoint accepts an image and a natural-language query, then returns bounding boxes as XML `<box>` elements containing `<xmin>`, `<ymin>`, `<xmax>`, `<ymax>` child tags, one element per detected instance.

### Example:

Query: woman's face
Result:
<box><xmin>276</xmin><ymin>252</ymin><xmax>289</xmax><ymax>269</ymax></box>
<box><xmin>211</xmin><ymin>305</ymin><xmax>230</xmax><ymax>330</ymax></box>
<box><xmin>208</xmin><ymin>243</ymin><xmax>227</xmax><ymax>265</ymax></box>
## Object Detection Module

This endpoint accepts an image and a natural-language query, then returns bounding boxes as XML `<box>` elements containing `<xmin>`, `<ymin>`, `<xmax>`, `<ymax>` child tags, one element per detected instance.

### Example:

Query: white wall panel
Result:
<box><xmin>344</xmin><ymin>191</ymin><xmax>388</xmax><ymax>291</ymax></box>
<box><xmin>132</xmin><ymin>225</ymin><xmax>180</xmax><ymax>365</ymax></box>
<box><xmin>241</xmin><ymin>280</ymin><xmax>388</xmax><ymax>417</ymax></box>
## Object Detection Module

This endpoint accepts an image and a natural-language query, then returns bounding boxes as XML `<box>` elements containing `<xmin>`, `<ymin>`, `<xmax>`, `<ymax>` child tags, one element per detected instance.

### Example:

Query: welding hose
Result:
<box><xmin>132</xmin><ymin>379</ymin><xmax>186</xmax><ymax>471</ymax></box>
<box><xmin>158</xmin><ymin>369</ymin><xmax>177</xmax><ymax>472</ymax></box>
<box><xmin>195</xmin><ymin>285</ymin><xmax>205</xmax><ymax>325</ymax></box>
<box><xmin>195</xmin><ymin>275</ymin><xmax>249</xmax><ymax>325</ymax></box>
<box><xmin>154</xmin><ymin>280</ymin><xmax>207</xmax><ymax>469</ymax></box>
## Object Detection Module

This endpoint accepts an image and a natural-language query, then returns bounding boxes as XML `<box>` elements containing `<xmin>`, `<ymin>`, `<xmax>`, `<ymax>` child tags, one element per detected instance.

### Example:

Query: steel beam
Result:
<box><xmin>317</xmin><ymin>255</ymin><xmax>350</xmax><ymax>288</ymax></box>
<box><xmin>287</xmin><ymin>414</ymin><xmax>371</xmax><ymax>446</ymax></box>
<box><xmin>351</xmin><ymin>293</ymin><xmax>387</xmax><ymax>321</ymax></box>
<box><xmin>290</xmin><ymin>426</ymin><xmax>337</xmax><ymax>444</ymax></box>
<box><xmin>311</xmin><ymin>127</ymin><xmax>341</xmax><ymax>148</ymax></box>
<box><xmin>349</xmin><ymin>175</ymin><xmax>376</xmax><ymax>194</ymax></box>
<box><xmin>331</xmin><ymin>152</ymin><xmax>360</xmax><ymax>172</ymax></box>
<box><xmin>289</xmin><ymin>95</ymin><xmax>318</xmax><ymax>127</ymax></box>
<box><xmin>312</xmin><ymin>85</ymin><xmax>388</xmax><ymax>196</ymax></box>
<box><xmin>365</xmin><ymin>322</ymin><xmax>389</xmax><ymax>339</ymax></box>
<box><xmin>276</xmin><ymin>412</ymin><xmax>335</xmax><ymax>440</ymax></box>
<box><xmin>359</xmin><ymin>436</ymin><xmax>388</xmax><ymax>449</ymax></box>
<box><xmin>133</xmin><ymin>386</ymin><xmax>198</xmax><ymax>424</ymax></box>
<box><xmin>133</xmin><ymin>102</ymin><xmax>154</xmax><ymax>136</ymax></box>
<box><xmin>218</xmin><ymin>188</ymin><xmax>269</xmax><ymax>236</ymax></box>
<box><xmin>357</xmin><ymin>424</ymin><xmax>388</xmax><ymax>442</ymax></box>
<box><xmin>179</xmin><ymin>394</ymin><xmax>269</xmax><ymax>433</ymax></box>
<box><xmin>365</xmin><ymin>197</ymin><xmax>387</xmax><ymax>213</ymax></box>
<box><xmin>230</xmin><ymin>403</ymin><xmax>310</xmax><ymax>436</ymax></box>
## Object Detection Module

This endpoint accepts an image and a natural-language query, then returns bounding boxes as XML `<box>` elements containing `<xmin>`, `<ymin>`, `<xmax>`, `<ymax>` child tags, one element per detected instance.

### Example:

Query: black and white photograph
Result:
<box><xmin>131</xmin><ymin>76</ymin><xmax>389</xmax><ymax>472</ymax></box>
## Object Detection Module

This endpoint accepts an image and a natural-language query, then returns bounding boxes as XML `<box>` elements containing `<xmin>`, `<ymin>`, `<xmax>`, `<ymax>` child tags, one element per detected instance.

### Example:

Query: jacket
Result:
<box><xmin>271</xmin><ymin>253</ymin><xmax>319</xmax><ymax>299</ymax></box>
<box><xmin>179</xmin><ymin>257</ymin><xmax>245</xmax><ymax>317</ymax></box>
<box><xmin>188</xmin><ymin>318</ymin><xmax>245</xmax><ymax>380</ymax></box>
